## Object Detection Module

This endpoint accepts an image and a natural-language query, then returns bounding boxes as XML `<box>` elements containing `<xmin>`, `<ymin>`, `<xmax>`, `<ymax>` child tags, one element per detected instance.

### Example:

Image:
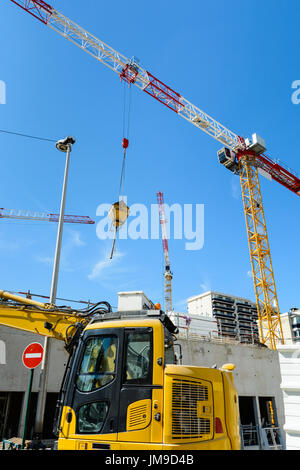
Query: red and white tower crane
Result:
<box><xmin>0</xmin><ymin>207</ymin><xmax>95</xmax><ymax>224</ymax></box>
<box><xmin>157</xmin><ymin>191</ymin><xmax>173</xmax><ymax>313</ymax></box>
<box><xmin>9</xmin><ymin>0</ymin><xmax>300</xmax><ymax>349</ymax></box>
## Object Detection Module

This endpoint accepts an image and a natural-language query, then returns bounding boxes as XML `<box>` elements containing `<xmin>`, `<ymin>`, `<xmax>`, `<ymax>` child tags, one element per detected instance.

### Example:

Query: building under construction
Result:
<box><xmin>187</xmin><ymin>291</ymin><xmax>259</xmax><ymax>344</ymax></box>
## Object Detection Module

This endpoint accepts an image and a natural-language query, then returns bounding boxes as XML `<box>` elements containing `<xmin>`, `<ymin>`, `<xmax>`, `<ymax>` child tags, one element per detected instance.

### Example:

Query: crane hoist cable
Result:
<box><xmin>109</xmin><ymin>84</ymin><xmax>132</xmax><ymax>259</ymax></box>
<box><xmin>119</xmin><ymin>80</ymin><xmax>133</xmax><ymax>196</ymax></box>
<box><xmin>118</xmin><ymin>138</ymin><xmax>129</xmax><ymax>197</ymax></box>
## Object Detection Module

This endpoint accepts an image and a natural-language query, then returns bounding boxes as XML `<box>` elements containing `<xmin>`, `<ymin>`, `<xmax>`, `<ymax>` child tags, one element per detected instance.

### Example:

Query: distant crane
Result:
<box><xmin>10</xmin><ymin>0</ymin><xmax>300</xmax><ymax>349</ymax></box>
<box><xmin>0</xmin><ymin>208</ymin><xmax>95</xmax><ymax>224</ymax></box>
<box><xmin>157</xmin><ymin>191</ymin><xmax>173</xmax><ymax>314</ymax></box>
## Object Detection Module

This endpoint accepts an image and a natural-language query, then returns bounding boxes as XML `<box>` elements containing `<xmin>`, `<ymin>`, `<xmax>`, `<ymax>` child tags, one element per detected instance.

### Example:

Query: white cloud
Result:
<box><xmin>88</xmin><ymin>249</ymin><xmax>126</xmax><ymax>281</ymax></box>
<box><xmin>0</xmin><ymin>234</ymin><xmax>35</xmax><ymax>252</ymax></box>
<box><xmin>0</xmin><ymin>238</ymin><xmax>19</xmax><ymax>251</ymax></box>
<box><xmin>67</xmin><ymin>229</ymin><xmax>85</xmax><ymax>248</ymax></box>
<box><xmin>200</xmin><ymin>281</ymin><xmax>211</xmax><ymax>292</ymax></box>
<box><xmin>36</xmin><ymin>255</ymin><xmax>53</xmax><ymax>266</ymax></box>
<box><xmin>36</xmin><ymin>229</ymin><xmax>85</xmax><ymax>271</ymax></box>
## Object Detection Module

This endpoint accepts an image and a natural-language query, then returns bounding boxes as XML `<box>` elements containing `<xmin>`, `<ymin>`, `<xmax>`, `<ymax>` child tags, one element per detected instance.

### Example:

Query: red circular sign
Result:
<box><xmin>22</xmin><ymin>343</ymin><xmax>44</xmax><ymax>369</ymax></box>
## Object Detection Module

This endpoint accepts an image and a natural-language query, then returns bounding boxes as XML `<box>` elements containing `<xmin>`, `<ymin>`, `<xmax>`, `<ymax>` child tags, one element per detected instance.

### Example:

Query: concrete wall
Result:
<box><xmin>0</xmin><ymin>326</ymin><xmax>68</xmax><ymax>393</ymax></box>
<box><xmin>278</xmin><ymin>344</ymin><xmax>300</xmax><ymax>450</ymax></box>
<box><xmin>179</xmin><ymin>337</ymin><xmax>285</xmax><ymax>431</ymax></box>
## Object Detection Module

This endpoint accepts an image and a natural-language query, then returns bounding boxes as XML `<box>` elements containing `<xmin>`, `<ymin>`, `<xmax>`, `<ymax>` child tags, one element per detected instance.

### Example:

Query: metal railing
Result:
<box><xmin>177</xmin><ymin>326</ymin><xmax>261</xmax><ymax>347</ymax></box>
<box><xmin>241</xmin><ymin>425</ymin><xmax>285</xmax><ymax>450</ymax></box>
<box><xmin>240</xmin><ymin>425</ymin><xmax>260</xmax><ymax>448</ymax></box>
<box><xmin>261</xmin><ymin>427</ymin><xmax>285</xmax><ymax>450</ymax></box>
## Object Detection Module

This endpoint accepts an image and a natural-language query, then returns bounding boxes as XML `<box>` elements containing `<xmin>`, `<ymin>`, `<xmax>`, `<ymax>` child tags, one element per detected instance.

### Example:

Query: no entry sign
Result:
<box><xmin>22</xmin><ymin>342</ymin><xmax>44</xmax><ymax>369</ymax></box>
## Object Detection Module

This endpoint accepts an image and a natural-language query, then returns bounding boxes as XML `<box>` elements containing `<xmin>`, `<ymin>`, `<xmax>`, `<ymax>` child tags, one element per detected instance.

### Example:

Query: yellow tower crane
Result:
<box><xmin>239</xmin><ymin>157</ymin><xmax>283</xmax><ymax>350</ymax></box>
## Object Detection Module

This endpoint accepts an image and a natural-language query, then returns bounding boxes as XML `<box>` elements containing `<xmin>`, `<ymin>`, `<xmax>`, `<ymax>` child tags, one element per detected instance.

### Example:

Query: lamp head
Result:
<box><xmin>56</xmin><ymin>136</ymin><xmax>76</xmax><ymax>152</ymax></box>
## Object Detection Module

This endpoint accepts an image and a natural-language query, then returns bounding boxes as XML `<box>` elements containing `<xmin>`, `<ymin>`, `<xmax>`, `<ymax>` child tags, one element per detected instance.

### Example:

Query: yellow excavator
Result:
<box><xmin>0</xmin><ymin>289</ymin><xmax>241</xmax><ymax>450</ymax></box>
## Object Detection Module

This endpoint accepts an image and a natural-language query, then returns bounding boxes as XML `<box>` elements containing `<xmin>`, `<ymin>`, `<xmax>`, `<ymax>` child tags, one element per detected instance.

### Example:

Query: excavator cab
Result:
<box><xmin>53</xmin><ymin>310</ymin><xmax>240</xmax><ymax>450</ymax></box>
<box><xmin>54</xmin><ymin>310</ymin><xmax>178</xmax><ymax>449</ymax></box>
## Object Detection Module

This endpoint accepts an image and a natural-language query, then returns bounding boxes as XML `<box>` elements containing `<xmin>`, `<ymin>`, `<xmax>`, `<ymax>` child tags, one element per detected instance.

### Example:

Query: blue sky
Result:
<box><xmin>0</xmin><ymin>0</ymin><xmax>299</xmax><ymax>313</ymax></box>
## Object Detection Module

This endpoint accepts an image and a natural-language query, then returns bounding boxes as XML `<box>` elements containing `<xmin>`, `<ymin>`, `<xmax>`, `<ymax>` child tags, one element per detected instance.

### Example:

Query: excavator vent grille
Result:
<box><xmin>171</xmin><ymin>379</ymin><xmax>212</xmax><ymax>439</ymax></box>
<box><xmin>127</xmin><ymin>399</ymin><xmax>151</xmax><ymax>431</ymax></box>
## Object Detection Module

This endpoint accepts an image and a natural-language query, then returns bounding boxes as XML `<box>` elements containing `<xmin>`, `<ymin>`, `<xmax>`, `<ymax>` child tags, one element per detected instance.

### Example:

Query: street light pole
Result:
<box><xmin>50</xmin><ymin>137</ymin><xmax>75</xmax><ymax>304</ymax></box>
<box><xmin>34</xmin><ymin>137</ymin><xmax>75</xmax><ymax>437</ymax></box>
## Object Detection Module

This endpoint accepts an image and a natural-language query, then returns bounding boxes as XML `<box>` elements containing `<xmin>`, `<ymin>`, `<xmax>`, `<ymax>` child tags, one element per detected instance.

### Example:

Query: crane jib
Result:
<box><xmin>10</xmin><ymin>0</ymin><xmax>53</xmax><ymax>24</ymax></box>
<box><xmin>257</xmin><ymin>154</ymin><xmax>300</xmax><ymax>196</ymax></box>
<box><xmin>143</xmin><ymin>72</ymin><xmax>184</xmax><ymax>113</ymax></box>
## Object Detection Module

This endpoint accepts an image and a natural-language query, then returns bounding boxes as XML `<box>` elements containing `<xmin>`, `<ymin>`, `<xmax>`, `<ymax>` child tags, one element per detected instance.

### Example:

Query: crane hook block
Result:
<box><xmin>108</xmin><ymin>200</ymin><xmax>130</xmax><ymax>260</ymax></box>
<box><xmin>122</xmin><ymin>138</ymin><xmax>129</xmax><ymax>149</ymax></box>
<box><xmin>108</xmin><ymin>200</ymin><xmax>130</xmax><ymax>228</ymax></box>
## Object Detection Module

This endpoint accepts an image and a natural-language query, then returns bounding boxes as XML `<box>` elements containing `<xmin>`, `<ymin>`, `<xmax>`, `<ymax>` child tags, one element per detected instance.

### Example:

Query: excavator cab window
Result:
<box><xmin>78</xmin><ymin>401</ymin><xmax>109</xmax><ymax>434</ymax></box>
<box><xmin>76</xmin><ymin>335</ymin><xmax>118</xmax><ymax>392</ymax></box>
<box><xmin>124</xmin><ymin>329</ymin><xmax>152</xmax><ymax>385</ymax></box>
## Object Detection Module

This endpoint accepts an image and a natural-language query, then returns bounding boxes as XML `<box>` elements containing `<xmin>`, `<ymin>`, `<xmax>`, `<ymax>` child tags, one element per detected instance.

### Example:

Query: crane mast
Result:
<box><xmin>157</xmin><ymin>192</ymin><xmax>173</xmax><ymax>314</ymax></box>
<box><xmin>9</xmin><ymin>0</ymin><xmax>300</xmax><ymax>349</ymax></box>
<box><xmin>239</xmin><ymin>158</ymin><xmax>284</xmax><ymax>349</ymax></box>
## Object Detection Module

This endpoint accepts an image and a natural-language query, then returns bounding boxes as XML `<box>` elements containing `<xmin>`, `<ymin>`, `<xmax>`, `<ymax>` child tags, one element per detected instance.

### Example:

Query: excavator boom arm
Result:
<box><xmin>0</xmin><ymin>290</ymin><xmax>110</xmax><ymax>351</ymax></box>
